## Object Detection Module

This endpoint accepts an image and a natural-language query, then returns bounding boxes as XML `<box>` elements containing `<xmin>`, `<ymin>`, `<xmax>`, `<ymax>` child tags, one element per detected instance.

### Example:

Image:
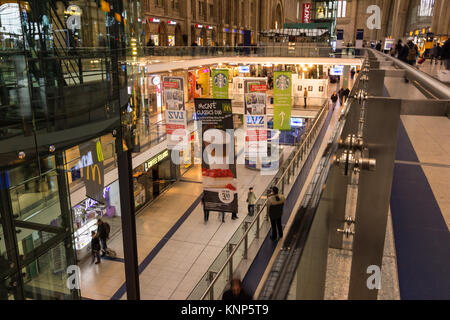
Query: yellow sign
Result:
<box><xmin>115</xmin><ymin>13</ymin><xmax>121</xmax><ymax>22</ymax></box>
<box><xmin>96</xmin><ymin>141</ymin><xmax>104</xmax><ymax>162</ymax></box>
<box><xmin>101</xmin><ymin>0</ymin><xmax>110</xmax><ymax>12</ymax></box>
<box><xmin>85</xmin><ymin>164</ymin><xmax>102</xmax><ymax>185</ymax></box>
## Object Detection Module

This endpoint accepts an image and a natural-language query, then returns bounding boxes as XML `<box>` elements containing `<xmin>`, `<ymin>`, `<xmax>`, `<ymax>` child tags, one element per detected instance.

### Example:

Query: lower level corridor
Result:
<box><xmin>77</xmin><ymin>147</ymin><xmax>294</xmax><ymax>300</ymax></box>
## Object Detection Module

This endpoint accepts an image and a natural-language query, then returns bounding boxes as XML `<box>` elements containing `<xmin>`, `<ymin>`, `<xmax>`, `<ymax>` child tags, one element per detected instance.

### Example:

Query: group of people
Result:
<box><xmin>90</xmin><ymin>219</ymin><xmax>111</xmax><ymax>264</ymax></box>
<box><xmin>391</xmin><ymin>37</ymin><xmax>450</xmax><ymax>73</ymax></box>
<box><xmin>330</xmin><ymin>87</ymin><xmax>350</xmax><ymax>109</ymax></box>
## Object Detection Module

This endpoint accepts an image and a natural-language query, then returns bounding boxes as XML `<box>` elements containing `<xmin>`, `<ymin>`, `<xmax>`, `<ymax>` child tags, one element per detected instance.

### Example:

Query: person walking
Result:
<box><xmin>343</xmin><ymin>88</ymin><xmax>350</xmax><ymax>104</ymax></box>
<box><xmin>350</xmin><ymin>68</ymin><xmax>356</xmax><ymax>79</ymax></box>
<box><xmin>91</xmin><ymin>231</ymin><xmax>101</xmax><ymax>264</ymax></box>
<box><xmin>222</xmin><ymin>278</ymin><xmax>252</xmax><ymax>300</ymax></box>
<box><xmin>375</xmin><ymin>40</ymin><xmax>382</xmax><ymax>51</ymax></box>
<box><xmin>442</xmin><ymin>38</ymin><xmax>450</xmax><ymax>70</ymax></box>
<box><xmin>436</xmin><ymin>43</ymin><xmax>443</xmax><ymax>65</ymax></box>
<box><xmin>97</xmin><ymin>219</ymin><xmax>110</xmax><ymax>257</ymax></box>
<box><xmin>338</xmin><ymin>88</ymin><xmax>344</xmax><ymax>105</ymax></box>
<box><xmin>406</xmin><ymin>38</ymin><xmax>419</xmax><ymax>67</ymax></box>
<box><xmin>331</xmin><ymin>91</ymin><xmax>338</xmax><ymax>110</ymax></box>
<box><xmin>303</xmin><ymin>88</ymin><xmax>308</xmax><ymax>109</ymax></box>
<box><xmin>430</xmin><ymin>44</ymin><xmax>439</xmax><ymax>65</ymax></box>
<box><xmin>246</xmin><ymin>187</ymin><xmax>257</xmax><ymax>217</ymax></box>
<box><xmin>267</xmin><ymin>186</ymin><xmax>285</xmax><ymax>241</ymax></box>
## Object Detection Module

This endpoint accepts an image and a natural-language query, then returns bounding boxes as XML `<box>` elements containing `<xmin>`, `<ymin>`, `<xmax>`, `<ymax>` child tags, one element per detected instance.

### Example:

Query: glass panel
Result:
<box><xmin>21</xmin><ymin>241</ymin><xmax>74</xmax><ymax>300</ymax></box>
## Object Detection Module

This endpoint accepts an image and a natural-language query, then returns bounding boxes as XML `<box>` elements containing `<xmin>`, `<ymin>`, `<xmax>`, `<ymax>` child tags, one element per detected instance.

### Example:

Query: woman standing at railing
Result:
<box><xmin>267</xmin><ymin>186</ymin><xmax>286</xmax><ymax>241</ymax></box>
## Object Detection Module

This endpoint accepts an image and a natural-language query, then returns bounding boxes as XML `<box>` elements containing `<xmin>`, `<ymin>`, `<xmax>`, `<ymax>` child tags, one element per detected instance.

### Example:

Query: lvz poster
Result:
<box><xmin>195</xmin><ymin>98</ymin><xmax>238</xmax><ymax>213</ymax></box>
<box><xmin>163</xmin><ymin>76</ymin><xmax>187</xmax><ymax>150</ymax></box>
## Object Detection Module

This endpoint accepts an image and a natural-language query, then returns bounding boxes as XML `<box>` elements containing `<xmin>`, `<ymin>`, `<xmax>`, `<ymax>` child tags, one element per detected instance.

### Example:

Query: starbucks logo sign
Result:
<box><xmin>214</xmin><ymin>73</ymin><xmax>227</xmax><ymax>88</ymax></box>
<box><xmin>275</xmin><ymin>75</ymin><xmax>290</xmax><ymax>90</ymax></box>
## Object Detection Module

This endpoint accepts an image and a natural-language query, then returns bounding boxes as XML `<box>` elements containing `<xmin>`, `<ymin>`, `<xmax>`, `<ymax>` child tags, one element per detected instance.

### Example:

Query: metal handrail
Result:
<box><xmin>369</xmin><ymin>48</ymin><xmax>450</xmax><ymax>100</ymax></box>
<box><xmin>198</xmin><ymin>100</ymin><xmax>330</xmax><ymax>300</ymax></box>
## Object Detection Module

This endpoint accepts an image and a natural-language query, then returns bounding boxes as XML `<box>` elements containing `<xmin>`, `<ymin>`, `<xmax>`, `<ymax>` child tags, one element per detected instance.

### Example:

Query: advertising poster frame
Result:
<box><xmin>273</xmin><ymin>71</ymin><xmax>292</xmax><ymax>131</ymax></box>
<box><xmin>194</xmin><ymin>98</ymin><xmax>238</xmax><ymax>213</ymax></box>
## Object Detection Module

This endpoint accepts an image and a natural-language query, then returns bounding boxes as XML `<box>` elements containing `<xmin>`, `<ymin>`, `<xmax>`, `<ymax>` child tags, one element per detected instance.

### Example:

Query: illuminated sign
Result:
<box><xmin>302</xmin><ymin>3</ymin><xmax>311</xmax><ymax>23</ymax></box>
<box><xmin>207</xmin><ymin>25</ymin><xmax>213</xmax><ymax>30</ymax></box>
<box><xmin>239</xmin><ymin>66</ymin><xmax>250</xmax><ymax>73</ymax></box>
<box><xmin>290</xmin><ymin>118</ymin><xmax>305</xmax><ymax>127</ymax></box>
<box><xmin>225</xmin><ymin>28</ymin><xmax>230</xmax><ymax>32</ymax></box>
<box><xmin>250</xmin><ymin>84</ymin><xmax>267</xmax><ymax>92</ymax></box>
<box><xmin>330</xmin><ymin>65</ymin><xmax>344</xmax><ymax>76</ymax></box>
<box><xmin>144</xmin><ymin>150</ymin><xmax>170</xmax><ymax>171</ymax></box>
<box><xmin>196</xmin><ymin>24</ymin><xmax>203</xmax><ymax>29</ymax></box>
<box><xmin>152</xmin><ymin>76</ymin><xmax>161</xmax><ymax>86</ymax></box>
<box><xmin>149</xmin><ymin>17</ymin><xmax>160</xmax><ymax>23</ymax></box>
<box><xmin>168</xmin><ymin>20</ymin><xmax>177</xmax><ymax>25</ymax></box>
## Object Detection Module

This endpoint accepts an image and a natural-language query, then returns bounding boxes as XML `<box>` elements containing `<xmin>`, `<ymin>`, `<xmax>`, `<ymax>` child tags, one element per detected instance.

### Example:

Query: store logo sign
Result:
<box><xmin>366</xmin><ymin>5</ymin><xmax>381</xmax><ymax>30</ymax></box>
<box><xmin>366</xmin><ymin>265</ymin><xmax>381</xmax><ymax>290</ymax></box>
<box><xmin>167</xmin><ymin>111</ymin><xmax>185</xmax><ymax>120</ymax></box>
<box><xmin>302</xmin><ymin>3</ymin><xmax>311</xmax><ymax>23</ymax></box>
<box><xmin>66</xmin><ymin>5</ymin><xmax>81</xmax><ymax>31</ymax></box>
<box><xmin>85</xmin><ymin>164</ymin><xmax>102</xmax><ymax>185</ymax></box>
<box><xmin>145</xmin><ymin>150</ymin><xmax>169</xmax><ymax>171</ymax></box>
<box><xmin>67</xmin><ymin>265</ymin><xmax>81</xmax><ymax>290</ymax></box>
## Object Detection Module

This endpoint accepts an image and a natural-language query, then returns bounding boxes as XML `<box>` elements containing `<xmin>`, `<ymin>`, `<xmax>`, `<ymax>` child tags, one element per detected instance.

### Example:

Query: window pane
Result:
<box><xmin>342</xmin><ymin>1</ymin><xmax>347</xmax><ymax>18</ymax></box>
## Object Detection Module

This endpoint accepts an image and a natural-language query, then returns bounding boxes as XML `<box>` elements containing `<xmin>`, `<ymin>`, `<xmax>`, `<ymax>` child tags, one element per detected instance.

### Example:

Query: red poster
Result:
<box><xmin>302</xmin><ymin>3</ymin><xmax>311</xmax><ymax>23</ymax></box>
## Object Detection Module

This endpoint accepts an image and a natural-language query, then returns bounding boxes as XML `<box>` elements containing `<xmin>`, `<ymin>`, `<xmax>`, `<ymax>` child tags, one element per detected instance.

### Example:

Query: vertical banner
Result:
<box><xmin>355</xmin><ymin>29</ymin><xmax>364</xmax><ymax>48</ymax></box>
<box><xmin>302</xmin><ymin>3</ymin><xmax>312</xmax><ymax>23</ymax></box>
<box><xmin>195</xmin><ymin>98</ymin><xmax>238</xmax><ymax>213</ymax></box>
<box><xmin>336</xmin><ymin>29</ymin><xmax>344</xmax><ymax>49</ymax></box>
<box><xmin>79</xmin><ymin>140</ymin><xmax>105</xmax><ymax>203</ymax></box>
<box><xmin>273</xmin><ymin>71</ymin><xmax>292</xmax><ymax>131</ymax></box>
<box><xmin>212</xmin><ymin>69</ymin><xmax>229</xmax><ymax>99</ymax></box>
<box><xmin>244</xmin><ymin>79</ymin><xmax>268</xmax><ymax>157</ymax></box>
<box><xmin>163</xmin><ymin>76</ymin><xmax>187</xmax><ymax>150</ymax></box>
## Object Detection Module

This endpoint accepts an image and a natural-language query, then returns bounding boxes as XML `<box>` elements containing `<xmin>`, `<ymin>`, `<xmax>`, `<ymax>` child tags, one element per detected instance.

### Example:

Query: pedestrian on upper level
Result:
<box><xmin>303</xmin><ymin>88</ymin><xmax>308</xmax><ymax>109</ymax></box>
<box><xmin>97</xmin><ymin>219</ymin><xmax>110</xmax><ymax>257</ymax></box>
<box><xmin>375</xmin><ymin>41</ymin><xmax>382</xmax><ymax>51</ymax></box>
<box><xmin>442</xmin><ymin>38</ymin><xmax>450</xmax><ymax>70</ymax></box>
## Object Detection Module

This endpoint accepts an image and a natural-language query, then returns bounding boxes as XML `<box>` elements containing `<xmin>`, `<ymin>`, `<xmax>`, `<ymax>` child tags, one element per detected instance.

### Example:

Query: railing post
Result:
<box><xmin>208</xmin><ymin>271</ymin><xmax>216</xmax><ymax>300</ymax></box>
<box><xmin>256</xmin><ymin>214</ymin><xmax>260</xmax><ymax>239</ymax></box>
<box><xmin>228</xmin><ymin>243</ymin><xmax>234</xmax><ymax>281</ymax></box>
<box><xmin>244</xmin><ymin>222</ymin><xmax>250</xmax><ymax>259</ymax></box>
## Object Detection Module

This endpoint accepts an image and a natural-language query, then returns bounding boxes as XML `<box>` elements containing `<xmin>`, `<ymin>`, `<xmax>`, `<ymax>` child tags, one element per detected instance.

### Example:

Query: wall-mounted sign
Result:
<box><xmin>239</xmin><ymin>66</ymin><xmax>250</xmax><ymax>73</ymax></box>
<box><xmin>149</xmin><ymin>17</ymin><xmax>160</xmax><ymax>23</ymax></box>
<box><xmin>207</xmin><ymin>25</ymin><xmax>213</xmax><ymax>30</ymax></box>
<box><xmin>302</xmin><ymin>3</ymin><xmax>312</xmax><ymax>23</ymax></box>
<box><xmin>144</xmin><ymin>150</ymin><xmax>170</xmax><ymax>172</ymax></box>
<box><xmin>152</xmin><ymin>76</ymin><xmax>161</xmax><ymax>86</ymax></box>
<box><xmin>168</xmin><ymin>20</ymin><xmax>177</xmax><ymax>25</ymax></box>
<box><xmin>225</xmin><ymin>28</ymin><xmax>230</xmax><ymax>32</ymax></box>
<box><xmin>196</xmin><ymin>24</ymin><xmax>203</xmax><ymax>29</ymax></box>
<box><xmin>330</xmin><ymin>65</ymin><xmax>344</xmax><ymax>76</ymax></box>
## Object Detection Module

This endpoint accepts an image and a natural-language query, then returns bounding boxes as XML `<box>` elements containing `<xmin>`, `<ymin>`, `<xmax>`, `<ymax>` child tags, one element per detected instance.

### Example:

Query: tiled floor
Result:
<box><xmin>401</xmin><ymin>115</ymin><xmax>450</xmax><ymax>229</ymax></box>
<box><xmin>417</xmin><ymin>60</ymin><xmax>450</xmax><ymax>84</ymax></box>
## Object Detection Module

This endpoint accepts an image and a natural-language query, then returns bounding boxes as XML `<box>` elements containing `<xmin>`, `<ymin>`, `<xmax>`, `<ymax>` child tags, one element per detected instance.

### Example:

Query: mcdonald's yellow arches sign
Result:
<box><xmin>85</xmin><ymin>164</ymin><xmax>102</xmax><ymax>185</ymax></box>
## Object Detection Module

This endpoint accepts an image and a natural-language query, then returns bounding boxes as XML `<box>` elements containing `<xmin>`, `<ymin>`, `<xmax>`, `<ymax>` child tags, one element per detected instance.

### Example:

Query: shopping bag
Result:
<box><xmin>418</xmin><ymin>57</ymin><xmax>425</xmax><ymax>65</ymax></box>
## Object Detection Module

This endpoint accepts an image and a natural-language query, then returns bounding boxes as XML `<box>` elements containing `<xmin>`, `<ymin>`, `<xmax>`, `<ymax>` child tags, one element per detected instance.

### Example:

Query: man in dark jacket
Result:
<box><xmin>97</xmin><ymin>219</ymin><xmax>110</xmax><ymax>256</ymax></box>
<box><xmin>222</xmin><ymin>278</ymin><xmax>252</xmax><ymax>300</ymax></box>
<box><xmin>331</xmin><ymin>91</ymin><xmax>338</xmax><ymax>109</ymax></box>
<box><xmin>267</xmin><ymin>186</ymin><xmax>285</xmax><ymax>241</ymax></box>
<box><xmin>91</xmin><ymin>231</ymin><xmax>101</xmax><ymax>264</ymax></box>
<box><xmin>375</xmin><ymin>41</ymin><xmax>382</xmax><ymax>51</ymax></box>
<box><xmin>442</xmin><ymin>38</ymin><xmax>450</xmax><ymax>70</ymax></box>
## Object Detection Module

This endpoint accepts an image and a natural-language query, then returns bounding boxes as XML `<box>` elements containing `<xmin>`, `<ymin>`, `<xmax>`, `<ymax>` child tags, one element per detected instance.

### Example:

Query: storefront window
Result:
<box><xmin>133</xmin><ymin>150</ymin><xmax>177</xmax><ymax>211</ymax></box>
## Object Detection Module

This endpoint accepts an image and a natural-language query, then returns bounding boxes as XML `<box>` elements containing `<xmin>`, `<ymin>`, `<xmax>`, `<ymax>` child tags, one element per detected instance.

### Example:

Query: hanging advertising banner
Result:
<box><xmin>302</xmin><ymin>3</ymin><xmax>312</xmax><ymax>23</ymax></box>
<box><xmin>336</xmin><ymin>29</ymin><xmax>344</xmax><ymax>49</ymax></box>
<box><xmin>163</xmin><ymin>76</ymin><xmax>187</xmax><ymax>150</ymax></box>
<box><xmin>273</xmin><ymin>71</ymin><xmax>292</xmax><ymax>131</ymax></box>
<box><xmin>79</xmin><ymin>140</ymin><xmax>105</xmax><ymax>203</ymax></box>
<box><xmin>356</xmin><ymin>29</ymin><xmax>364</xmax><ymax>49</ymax></box>
<box><xmin>163</xmin><ymin>76</ymin><xmax>185</xmax><ymax>110</ymax></box>
<box><xmin>244</xmin><ymin>79</ymin><xmax>268</xmax><ymax>157</ymax></box>
<box><xmin>188</xmin><ymin>72</ymin><xmax>197</xmax><ymax>100</ymax></box>
<box><xmin>212</xmin><ymin>69</ymin><xmax>229</xmax><ymax>99</ymax></box>
<box><xmin>195</xmin><ymin>98</ymin><xmax>238</xmax><ymax>213</ymax></box>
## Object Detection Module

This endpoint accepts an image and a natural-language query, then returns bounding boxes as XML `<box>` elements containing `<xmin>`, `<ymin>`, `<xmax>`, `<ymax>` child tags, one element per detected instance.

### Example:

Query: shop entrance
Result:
<box><xmin>158</xmin><ymin>22</ymin><xmax>168</xmax><ymax>46</ymax></box>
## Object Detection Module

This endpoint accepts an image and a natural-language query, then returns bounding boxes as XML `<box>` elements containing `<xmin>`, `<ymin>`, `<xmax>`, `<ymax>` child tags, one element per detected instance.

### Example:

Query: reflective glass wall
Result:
<box><xmin>0</xmin><ymin>152</ymin><xmax>79</xmax><ymax>300</ymax></box>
